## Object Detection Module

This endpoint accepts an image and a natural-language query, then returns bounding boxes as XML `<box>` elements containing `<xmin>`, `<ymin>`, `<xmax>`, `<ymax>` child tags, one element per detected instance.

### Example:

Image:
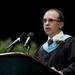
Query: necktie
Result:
<box><xmin>48</xmin><ymin>39</ymin><xmax>53</xmax><ymax>46</ymax></box>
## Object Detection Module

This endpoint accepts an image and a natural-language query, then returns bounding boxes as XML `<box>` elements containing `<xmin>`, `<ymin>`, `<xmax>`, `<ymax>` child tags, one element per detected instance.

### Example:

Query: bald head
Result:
<box><xmin>43</xmin><ymin>8</ymin><xmax>64</xmax><ymax>22</ymax></box>
<box><xmin>43</xmin><ymin>8</ymin><xmax>64</xmax><ymax>37</ymax></box>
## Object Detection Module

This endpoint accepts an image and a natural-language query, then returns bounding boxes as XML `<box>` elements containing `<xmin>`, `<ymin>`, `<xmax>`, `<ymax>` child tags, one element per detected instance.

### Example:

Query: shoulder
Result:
<box><xmin>65</xmin><ymin>36</ymin><xmax>75</xmax><ymax>42</ymax></box>
<box><xmin>64</xmin><ymin>36</ymin><xmax>75</xmax><ymax>46</ymax></box>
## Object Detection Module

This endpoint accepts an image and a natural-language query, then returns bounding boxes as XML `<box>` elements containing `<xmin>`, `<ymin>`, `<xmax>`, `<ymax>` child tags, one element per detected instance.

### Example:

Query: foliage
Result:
<box><xmin>0</xmin><ymin>38</ymin><xmax>38</xmax><ymax>57</ymax></box>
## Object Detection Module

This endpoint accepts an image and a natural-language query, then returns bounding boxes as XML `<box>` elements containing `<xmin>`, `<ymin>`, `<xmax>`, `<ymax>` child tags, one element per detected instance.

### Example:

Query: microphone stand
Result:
<box><xmin>5</xmin><ymin>41</ymin><xmax>19</xmax><ymax>52</ymax></box>
<box><xmin>24</xmin><ymin>44</ymin><xmax>31</xmax><ymax>55</ymax></box>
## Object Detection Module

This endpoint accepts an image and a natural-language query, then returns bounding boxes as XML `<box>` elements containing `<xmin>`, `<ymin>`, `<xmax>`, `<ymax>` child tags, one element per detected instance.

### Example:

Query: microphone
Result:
<box><xmin>24</xmin><ymin>32</ymin><xmax>34</xmax><ymax>48</ymax></box>
<box><xmin>6</xmin><ymin>32</ymin><xmax>26</xmax><ymax>51</ymax></box>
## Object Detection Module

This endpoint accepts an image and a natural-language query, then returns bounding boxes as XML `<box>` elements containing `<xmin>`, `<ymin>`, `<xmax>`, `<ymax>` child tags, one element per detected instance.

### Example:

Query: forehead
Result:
<box><xmin>43</xmin><ymin>10</ymin><xmax>59</xmax><ymax>19</ymax></box>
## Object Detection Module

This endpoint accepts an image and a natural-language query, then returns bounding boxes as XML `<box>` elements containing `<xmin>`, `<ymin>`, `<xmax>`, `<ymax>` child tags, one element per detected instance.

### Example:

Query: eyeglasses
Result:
<box><xmin>42</xmin><ymin>18</ymin><xmax>63</xmax><ymax>23</ymax></box>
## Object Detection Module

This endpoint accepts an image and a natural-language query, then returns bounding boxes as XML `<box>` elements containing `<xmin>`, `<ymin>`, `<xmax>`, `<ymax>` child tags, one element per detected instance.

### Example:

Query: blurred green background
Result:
<box><xmin>0</xmin><ymin>38</ymin><xmax>38</xmax><ymax>57</ymax></box>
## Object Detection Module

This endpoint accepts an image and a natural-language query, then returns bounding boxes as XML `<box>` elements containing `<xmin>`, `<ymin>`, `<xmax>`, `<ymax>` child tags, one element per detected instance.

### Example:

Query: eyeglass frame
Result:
<box><xmin>42</xmin><ymin>18</ymin><xmax>64</xmax><ymax>24</ymax></box>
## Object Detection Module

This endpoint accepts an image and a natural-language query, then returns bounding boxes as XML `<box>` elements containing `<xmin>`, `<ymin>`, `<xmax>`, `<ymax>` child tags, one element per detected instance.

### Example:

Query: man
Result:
<box><xmin>34</xmin><ymin>8</ymin><xmax>75</xmax><ymax>75</ymax></box>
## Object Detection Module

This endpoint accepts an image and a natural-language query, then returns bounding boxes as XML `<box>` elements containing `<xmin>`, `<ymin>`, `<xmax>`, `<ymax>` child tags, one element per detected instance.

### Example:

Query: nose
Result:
<box><xmin>44</xmin><ymin>20</ymin><xmax>49</xmax><ymax>25</ymax></box>
<box><xmin>44</xmin><ymin>20</ymin><xmax>50</xmax><ymax>26</ymax></box>
<box><xmin>45</xmin><ymin>20</ymin><xmax>49</xmax><ymax>24</ymax></box>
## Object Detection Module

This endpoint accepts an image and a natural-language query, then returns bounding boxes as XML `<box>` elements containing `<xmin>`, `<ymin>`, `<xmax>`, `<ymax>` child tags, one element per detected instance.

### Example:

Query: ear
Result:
<box><xmin>59</xmin><ymin>22</ymin><xmax>64</xmax><ymax>29</ymax></box>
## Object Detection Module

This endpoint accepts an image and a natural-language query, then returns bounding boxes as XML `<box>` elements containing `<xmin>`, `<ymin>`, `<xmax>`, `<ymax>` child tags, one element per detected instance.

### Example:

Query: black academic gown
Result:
<box><xmin>35</xmin><ymin>37</ymin><xmax>75</xmax><ymax>75</ymax></box>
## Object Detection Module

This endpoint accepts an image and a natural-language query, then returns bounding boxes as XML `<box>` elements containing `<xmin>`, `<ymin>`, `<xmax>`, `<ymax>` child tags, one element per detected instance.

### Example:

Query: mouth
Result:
<box><xmin>45</xmin><ymin>27</ymin><xmax>51</xmax><ymax>30</ymax></box>
<box><xmin>44</xmin><ymin>28</ymin><xmax>51</xmax><ymax>33</ymax></box>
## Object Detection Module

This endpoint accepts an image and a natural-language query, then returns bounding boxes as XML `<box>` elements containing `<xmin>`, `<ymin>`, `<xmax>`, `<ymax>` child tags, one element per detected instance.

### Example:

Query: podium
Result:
<box><xmin>0</xmin><ymin>52</ymin><xmax>61</xmax><ymax>75</ymax></box>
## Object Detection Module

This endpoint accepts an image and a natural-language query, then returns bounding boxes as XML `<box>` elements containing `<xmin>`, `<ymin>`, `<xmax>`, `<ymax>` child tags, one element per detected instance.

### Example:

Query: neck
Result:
<box><xmin>48</xmin><ymin>30</ymin><xmax>61</xmax><ymax>38</ymax></box>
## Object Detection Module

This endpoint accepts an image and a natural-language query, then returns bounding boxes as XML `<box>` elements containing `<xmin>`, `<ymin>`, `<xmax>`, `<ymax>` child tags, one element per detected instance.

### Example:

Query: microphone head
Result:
<box><xmin>19</xmin><ymin>32</ymin><xmax>26</xmax><ymax>40</ymax></box>
<box><xmin>24</xmin><ymin>32</ymin><xmax>34</xmax><ymax>48</ymax></box>
<box><xmin>27</xmin><ymin>32</ymin><xmax>34</xmax><ymax>38</ymax></box>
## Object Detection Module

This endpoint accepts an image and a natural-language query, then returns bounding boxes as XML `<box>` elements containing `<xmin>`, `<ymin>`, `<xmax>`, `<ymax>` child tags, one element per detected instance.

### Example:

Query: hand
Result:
<box><xmin>51</xmin><ymin>67</ymin><xmax>63</xmax><ymax>75</ymax></box>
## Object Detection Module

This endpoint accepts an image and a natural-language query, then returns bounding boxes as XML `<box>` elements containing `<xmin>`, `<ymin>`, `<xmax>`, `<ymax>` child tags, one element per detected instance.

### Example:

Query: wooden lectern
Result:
<box><xmin>0</xmin><ymin>52</ymin><xmax>61</xmax><ymax>75</ymax></box>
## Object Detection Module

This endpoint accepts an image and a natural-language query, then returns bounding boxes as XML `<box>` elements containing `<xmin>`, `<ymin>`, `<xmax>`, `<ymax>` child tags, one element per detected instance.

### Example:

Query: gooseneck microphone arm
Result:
<box><xmin>6</xmin><ymin>33</ymin><xmax>26</xmax><ymax>52</ymax></box>
<box><xmin>24</xmin><ymin>32</ymin><xmax>34</xmax><ymax>55</ymax></box>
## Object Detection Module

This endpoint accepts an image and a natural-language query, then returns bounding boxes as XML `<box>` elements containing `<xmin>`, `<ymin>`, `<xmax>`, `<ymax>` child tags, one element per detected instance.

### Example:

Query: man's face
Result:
<box><xmin>43</xmin><ymin>10</ymin><xmax>64</xmax><ymax>37</ymax></box>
